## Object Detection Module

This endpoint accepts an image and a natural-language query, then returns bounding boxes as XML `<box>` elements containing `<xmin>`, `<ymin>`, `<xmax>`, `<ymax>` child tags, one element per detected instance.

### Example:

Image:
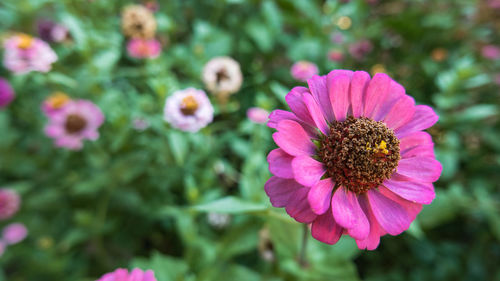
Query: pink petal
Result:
<box><xmin>396</xmin><ymin>157</ymin><xmax>442</xmax><ymax>182</ymax></box>
<box><xmin>355</xmin><ymin>195</ymin><xmax>385</xmax><ymax>250</ymax></box>
<box><xmin>363</xmin><ymin>73</ymin><xmax>392</xmax><ymax>119</ymax></box>
<box><xmin>303</xmin><ymin>93</ymin><xmax>329</xmax><ymax>135</ymax></box>
<box><xmin>268</xmin><ymin>109</ymin><xmax>317</xmax><ymax>137</ymax></box>
<box><xmin>307</xmin><ymin>75</ymin><xmax>335</xmax><ymax>122</ymax></box>
<box><xmin>129</xmin><ymin>268</ymin><xmax>144</xmax><ymax>280</ymax></box>
<box><xmin>311</xmin><ymin>210</ymin><xmax>343</xmax><ymax>245</ymax></box>
<box><xmin>395</xmin><ymin>105</ymin><xmax>439</xmax><ymax>138</ymax></box>
<box><xmin>402</xmin><ymin>144</ymin><xmax>435</xmax><ymax>158</ymax></box>
<box><xmin>273</xmin><ymin>120</ymin><xmax>315</xmax><ymax>156</ymax></box>
<box><xmin>350</xmin><ymin>71</ymin><xmax>371</xmax><ymax>118</ymax></box>
<box><xmin>378</xmin><ymin>185</ymin><xmax>423</xmax><ymax>221</ymax></box>
<box><xmin>285</xmin><ymin>87</ymin><xmax>315</xmax><ymax>126</ymax></box>
<box><xmin>331</xmin><ymin>186</ymin><xmax>370</xmax><ymax>240</ymax></box>
<box><xmin>399</xmin><ymin>131</ymin><xmax>433</xmax><ymax>153</ymax></box>
<box><xmin>285</xmin><ymin>187</ymin><xmax>317</xmax><ymax>223</ymax></box>
<box><xmin>308</xmin><ymin>178</ymin><xmax>334</xmax><ymax>215</ymax></box>
<box><xmin>144</xmin><ymin>270</ymin><xmax>157</xmax><ymax>281</ymax></box>
<box><xmin>267</xmin><ymin>148</ymin><xmax>294</xmax><ymax>179</ymax></box>
<box><xmin>383</xmin><ymin>178</ymin><xmax>435</xmax><ymax>204</ymax></box>
<box><xmin>292</xmin><ymin>156</ymin><xmax>326</xmax><ymax>187</ymax></box>
<box><xmin>264</xmin><ymin>176</ymin><xmax>302</xmax><ymax>207</ymax></box>
<box><xmin>383</xmin><ymin>95</ymin><xmax>415</xmax><ymax>130</ymax></box>
<box><xmin>327</xmin><ymin>74</ymin><xmax>351</xmax><ymax>122</ymax></box>
<box><xmin>372</xmin><ymin>80</ymin><xmax>406</xmax><ymax>121</ymax></box>
<box><xmin>367</xmin><ymin>189</ymin><xmax>411</xmax><ymax>235</ymax></box>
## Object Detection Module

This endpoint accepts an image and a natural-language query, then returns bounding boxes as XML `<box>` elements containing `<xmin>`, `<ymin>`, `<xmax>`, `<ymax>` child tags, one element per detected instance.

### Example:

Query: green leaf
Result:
<box><xmin>192</xmin><ymin>196</ymin><xmax>268</xmax><ymax>214</ymax></box>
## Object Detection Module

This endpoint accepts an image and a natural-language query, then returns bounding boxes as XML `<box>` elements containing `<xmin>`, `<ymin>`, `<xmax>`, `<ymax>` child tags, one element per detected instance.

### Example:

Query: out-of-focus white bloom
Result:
<box><xmin>202</xmin><ymin>56</ymin><xmax>243</xmax><ymax>96</ymax></box>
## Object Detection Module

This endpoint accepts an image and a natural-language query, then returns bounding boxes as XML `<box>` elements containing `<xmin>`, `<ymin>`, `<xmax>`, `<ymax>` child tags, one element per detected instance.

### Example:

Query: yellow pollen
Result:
<box><xmin>17</xmin><ymin>34</ymin><xmax>33</xmax><ymax>49</ymax></box>
<box><xmin>180</xmin><ymin>95</ymin><xmax>199</xmax><ymax>115</ymax></box>
<box><xmin>47</xmin><ymin>92</ymin><xmax>70</xmax><ymax>109</ymax></box>
<box><xmin>366</xmin><ymin>140</ymin><xmax>389</xmax><ymax>155</ymax></box>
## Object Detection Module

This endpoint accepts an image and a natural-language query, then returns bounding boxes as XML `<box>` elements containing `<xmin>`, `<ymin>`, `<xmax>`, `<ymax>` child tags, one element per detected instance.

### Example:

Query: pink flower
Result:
<box><xmin>44</xmin><ymin>99</ymin><xmax>104</xmax><ymax>150</ymax></box>
<box><xmin>0</xmin><ymin>189</ymin><xmax>20</xmax><ymax>220</ymax></box>
<box><xmin>37</xmin><ymin>20</ymin><xmax>69</xmax><ymax>43</ymax></box>
<box><xmin>247</xmin><ymin>107</ymin><xmax>269</xmax><ymax>124</ymax></box>
<box><xmin>0</xmin><ymin>241</ymin><xmax>5</xmax><ymax>257</ymax></box>
<box><xmin>2</xmin><ymin>223</ymin><xmax>27</xmax><ymax>245</ymax></box>
<box><xmin>328</xmin><ymin>50</ymin><xmax>344</xmax><ymax>62</ymax></box>
<box><xmin>330</xmin><ymin>32</ymin><xmax>344</xmax><ymax>44</ymax></box>
<box><xmin>163</xmin><ymin>88</ymin><xmax>214</xmax><ymax>132</ymax></box>
<box><xmin>348</xmin><ymin>40</ymin><xmax>373</xmax><ymax>60</ymax></box>
<box><xmin>487</xmin><ymin>0</ymin><xmax>500</xmax><ymax>9</ymax></box>
<box><xmin>41</xmin><ymin>92</ymin><xmax>71</xmax><ymax>117</ymax></box>
<box><xmin>3</xmin><ymin>34</ymin><xmax>57</xmax><ymax>74</ymax></box>
<box><xmin>132</xmin><ymin>117</ymin><xmax>150</xmax><ymax>131</ymax></box>
<box><xmin>266</xmin><ymin>69</ymin><xmax>442</xmax><ymax>250</ymax></box>
<box><xmin>96</xmin><ymin>268</ymin><xmax>157</xmax><ymax>281</ymax></box>
<box><xmin>481</xmin><ymin>45</ymin><xmax>500</xmax><ymax>60</ymax></box>
<box><xmin>0</xmin><ymin>78</ymin><xmax>15</xmax><ymax>108</ymax></box>
<box><xmin>291</xmin><ymin>61</ymin><xmax>319</xmax><ymax>82</ymax></box>
<box><xmin>127</xmin><ymin>38</ymin><xmax>162</xmax><ymax>59</ymax></box>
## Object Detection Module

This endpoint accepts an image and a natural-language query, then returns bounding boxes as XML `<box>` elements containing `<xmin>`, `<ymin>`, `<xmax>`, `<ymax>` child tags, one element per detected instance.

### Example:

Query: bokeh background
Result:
<box><xmin>1</xmin><ymin>0</ymin><xmax>500</xmax><ymax>280</ymax></box>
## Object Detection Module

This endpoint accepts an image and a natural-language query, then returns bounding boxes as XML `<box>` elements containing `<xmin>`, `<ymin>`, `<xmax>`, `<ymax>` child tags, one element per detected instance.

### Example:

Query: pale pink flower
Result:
<box><xmin>2</xmin><ymin>223</ymin><xmax>27</xmax><ymax>245</ymax></box>
<box><xmin>290</xmin><ymin>61</ymin><xmax>319</xmax><ymax>82</ymax></box>
<box><xmin>481</xmin><ymin>45</ymin><xmax>500</xmax><ymax>60</ymax></box>
<box><xmin>330</xmin><ymin>32</ymin><xmax>344</xmax><ymax>44</ymax></box>
<box><xmin>0</xmin><ymin>78</ymin><xmax>15</xmax><ymax>108</ymax></box>
<box><xmin>127</xmin><ymin>38</ymin><xmax>162</xmax><ymax>59</ymax></box>
<box><xmin>247</xmin><ymin>107</ymin><xmax>269</xmax><ymax>124</ymax></box>
<box><xmin>0</xmin><ymin>189</ymin><xmax>20</xmax><ymax>220</ymax></box>
<box><xmin>164</xmin><ymin>88</ymin><xmax>214</xmax><ymax>132</ymax></box>
<box><xmin>96</xmin><ymin>268</ymin><xmax>157</xmax><ymax>281</ymax></box>
<box><xmin>37</xmin><ymin>20</ymin><xmax>69</xmax><ymax>43</ymax></box>
<box><xmin>349</xmin><ymin>39</ymin><xmax>373</xmax><ymax>60</ymax></box>
<box><xmin>3</xmin><ymin>34</ymin><xmax>57</xmax><ymax>74</ymax></box>
<box><xmin>202</xmin><ymin>56</ymin><xmax>243</xmax><ymax>96</ymax></box>
<box><xmin>266</xmin><ymin>69</ymin><xmax>441</xmax><ymax>250</ymax></box>
<box><xmin>44</xmin><ymin>100</ymin><xmax>104</xmax><ymax>150</ymax></box>
<box><xmin>328</xmin><ymin>50</ymin><xmax>344</xmax><ymax>62</ymax></box>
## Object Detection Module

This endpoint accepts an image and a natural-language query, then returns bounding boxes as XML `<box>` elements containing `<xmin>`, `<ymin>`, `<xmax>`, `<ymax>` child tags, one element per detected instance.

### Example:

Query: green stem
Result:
<box><xmin>298</xmin><ymin>224</ymin><xmax>309</xmax><ymax>268</ymax></box>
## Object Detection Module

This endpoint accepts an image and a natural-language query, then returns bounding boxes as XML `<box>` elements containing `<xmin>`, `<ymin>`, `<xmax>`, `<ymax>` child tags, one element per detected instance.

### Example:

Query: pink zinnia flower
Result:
<box><xmin>44</xmin><ymin>99</ymin><xmax>104</xmax><ymax>150</ymax></box>
<box><xmin>41</xmin><ymin>92</ymin><xmax>71</xmax><ymax>117</ymax></box>
<box><xmin>2</xmin><ymin>223</ymin><xmax>27</xmax><ymax>245</ymax></box>
<box><xmin>247</xmin><ymin>107</ymin><xmax>269</xmax><ymax>124</ymax></box>
<box><xmin>291</xmin><ymin>61</ymin><xmax>319</xmax><ymax>82</ymax></box>
<box><xmin>37</xmin><ymin>20</ymin><xmax>69</xmax><ymax>43</ymax></box>
<box><xmin>481</xmin><ymin>45</ymin><xmax>500</xmax><ymax>60</ymax></box>
<box><xmin>266</xmin><ymin>69</ymin><xmax>442</xmax><ymax>250</ymax></box>
<box><xmin>0</xmin><ymin>189</ymin><xmax>20</xmax><ymax>220</ymax></box>
<box><xmin>127</xmin><ymin>38</ymin><xmax>162</xmax><ymax>59</ymax></box>
<box><xmin>0</xmin><ymin>78</ymin><xmax>15</xmax><ymax>108</ymax></box>
<box><xmin>96</xmin><ymin>268</ymin><xmax>157</xmax><ymax>281</ymax></box>
<box><xmin>328</xmin><ymin>50</ymin><xmax>344</xmax><ymax>62</ymax></box>
<box><xmin>163</xmin><ymin>88</ymin><xmax>214</xmax><ymax>132</ymax></box>
<box><xmin>348</xmin><ymin>40</ymin><xmax>373</xmax><ymax>61</ymax></box>
<box><xmin>3</xmin><ymin>34</ymin><xmax>57</xmax><ymax>75</ymax></box>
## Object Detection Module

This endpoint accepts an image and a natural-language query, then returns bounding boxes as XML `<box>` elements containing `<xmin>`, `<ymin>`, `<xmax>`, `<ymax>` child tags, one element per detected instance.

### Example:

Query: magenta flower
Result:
<box><xmin>96</xmin><ymin>268</ymin><xmax>157</xmax><ymax>281</ymax></box>
<box><xmin>328</xmin><ymin>50</ymin><xmax>344</xmax><ymax>62</ymax></box>
<box><xmin>266</xmin><ymin>69</ymin><xmax>442</xmax><ymax>250</ymax></box>
<box><xmin>44</xmin><ymin>99</ymin><xmax>104</xmax><ymax>150</ymax></box>
<box><xmin>481</xmin><ymin>45</ymin><xmax>500</xmax><ymax>60</ymax></box>
<box><xmin>127</xmin><ymin>38</ymin><xmax>162</xmax><ymax>59</ymax></box>
<box><xmin>247</xmin><ymin>107</ymin><xmax>269</xmax><ymax>124</ymax></box>
<box><xmin>0</xmin><ymin>189</ymin><xmax>20</xmax><ymax>220</ymax></box>
<box><xmin>2</xmin><ymin>223</ymin><xmax>27</xmax><ymax>245</ymax></box>
<box><xmin>3</xmin><ymin>34</ymin><xmax>57</xmax><ymax>75</ymax></box>
<box><xmin>348</xmin><ymin>40</ymin><xmax>373</xmax><ymax>61</ymax></box>
<box><xmin>0</xmin><ymin>78</ymin><xmax>15</xmax><ymax>108</ymax></box>
<box><xmin>163</xmin><ymin>88</ymin><xmax>214</xmax><ymax>132</ymax></box>
<box><xmin>291</xmin><ymin>61</ymin><xmax>319</xmax><ymax>82</ymax></box>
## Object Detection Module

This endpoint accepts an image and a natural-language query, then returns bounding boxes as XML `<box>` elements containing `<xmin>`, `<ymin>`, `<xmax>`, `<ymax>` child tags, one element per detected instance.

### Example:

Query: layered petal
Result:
<box><xmin>311</xmin><ymin>210</ymin><xmax>343</xmax><ymax>245</ymax></box>
<box><xmin>267</xmin><ymin>148</ymin><xmax>294</xmax><ymax>179</ymax></box>
<box><xmin>399</xmin><ymin>131</ymin><xmax>433</xmax><ymax>153</ymax></box>
<box><xmin>331</xmin><ymin>186</ymin><xmax>370</xmax><ymax>240</ymax></box>
<box><xmin>292</xmin><ymin>156</ymin><xmax>326</xmax><ymax>187</ymax></box>
<box><xmin>350</xmin><ymin>71</ymin><xmax>371</xmax><ymax>118</ymax></box>
<box><xmin>327</xmin><ymin>73</ymin><xmax>351</xmax><ymax>122</ymax></box>
<box><xmin>367</xmin><ymin>189</ymin><xmax>411</xmax><ymax>235</ymax></box>
<box><xmin>383</xmin><ymin>95</ymin><xmax>415</xmax><ymax>130</ymax></box>
<box><xmin>308</xmin><ymin>179</ymin><xmax>334</xmax><ymax>215</ymax></box>
<box><xmin>303</xmin><ymin>93</ymin><xmax>329</xmax><ymax>134</ymax></box>
<box><xmin>363</xmin><ymin>73</ymin><xmax>391</xmax><ymax>119</ymax></box>
<box><xmin>307</xmin><ymin>75</ymin><xmax>334</xmax><ymax>122</ymax></box>
<box><xmin>395</xmin><ymin>105</ymin><xmax>439</xmax><ymax>138</ymax></box>
<box><xmin>268</xmin><ymin>109</ymin><xmax>317</xmax><ymax>137</ymax></box>
<box><xmin>355</xmin><ymin>195</ymin><xmax>385</xmax><ymax>250</ymax></box>
<box><xmin>285</xmin><ymin>187</ymin><xmax>317</xmax><ymax>223</ymax></box>
<box><xmin>285</xmin><ymin>87</ymin><xmax>315</xmax><ymax>126</ymax></box>
<box><xmin>383</xmin><ymin>177</ymin><xmax>435</xmax><ymax>204</ymax></box>
<box><xmin>264</xmin><ymin>177</ymin><xmax>302</xmax><ymax>207</ymax></box>
<box><xmin>396</xmin><ymin>157</ymin><xmax>442</xmax><ymax>182</ymax></box>
<box><xmin>273</xmin><ymin>120</ymin><xmax>316</xmax><ymax>156</ymax></box>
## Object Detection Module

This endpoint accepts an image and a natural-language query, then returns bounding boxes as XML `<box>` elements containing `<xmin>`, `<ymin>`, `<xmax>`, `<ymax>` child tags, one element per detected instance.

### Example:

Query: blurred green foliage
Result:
<box><xmin>0</xmin><ymin>0</ymin><xmax>500</xmax><ymax>280</ymax></box>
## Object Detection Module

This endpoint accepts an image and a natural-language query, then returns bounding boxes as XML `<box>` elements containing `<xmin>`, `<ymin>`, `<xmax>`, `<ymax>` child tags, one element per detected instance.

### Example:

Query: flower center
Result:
<box><xmin>47</xmin><ymin>92</ymin><xmax>70</xmax><ymax>109</ymax></box>
<box><xmin>65</xmin><ymin>114</ymin><xmax>87</xmax><ymax>134</ymax></box>
<box><xmin>216</xmin><ymin>69</ymin><xmax>230</xmax><ymax>85</ymax></box>
<box><xmin>17</xmin><ymin>34</ymin><xmax>33</xmax><ymax>49</ymax></box>
<box><xmin>180</xmin><ymin>96</ymin><xmax>199</xmax><ymax>116</ymax></box>
<box><xmin>318</xmin><ymin>116</ymin><xmax>400</xmax><ymax>194</ymax></box>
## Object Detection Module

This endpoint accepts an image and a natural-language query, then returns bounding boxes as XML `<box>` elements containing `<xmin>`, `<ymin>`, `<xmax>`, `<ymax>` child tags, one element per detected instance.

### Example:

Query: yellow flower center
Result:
<box><xmin>47</xmin><ymin>92</ymin><xmax>70</xmax><ymax>109</ymax></box>
<box><xmin>180</xmin><ymin>96</ymin><xmax>199</xmax><ymax>116</ymax></box>
<box><xmin>17</xmin><ymin>34</ymin><xmax>34</xmax><ymax>49</ymax></box>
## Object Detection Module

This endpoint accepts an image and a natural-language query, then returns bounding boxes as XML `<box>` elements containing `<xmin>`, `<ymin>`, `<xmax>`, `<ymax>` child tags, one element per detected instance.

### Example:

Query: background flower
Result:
<box><xmin>202</xmin><ymin>56</ymin><xmax>243</xmax><ymax>97</ymax></box>
<box><xmin>247</xmin><ymin>107</ymin><xmax>269</xmax><ymax>124</ymax></box>
<box><xmin>97</xmin><ymin>268</ymin><xmax>156</xmax><ymax>281</ymax></box>
<box><xmin>121</xmin><ymin>5</ymin><xmax>157</xmax><ymax>39</ymax></box>
<box><xmin>127</xmin><ymin>38</ymin><xmax>162</xmax><ymax>59</ymax></box>
<box><xmin>290</xmin><ymin>61</ymin><xmax>319</xmax><ymax>82</ymax></box>
<box><xmin>3</xmin><ymin>34</ymin><xmax>57</xmax><ymax>74</ymax></box>
<box><xmin>2</xmin><ymin>223</ymin><xmax>27</xmax><ymax>245</ymax></box>
<box><xmin>0</xmin><ymin>78</ymin><xmax>15</xmax><ymax>108</ymax></box>
<box><xmin>163</xmin><ymin>88</ymin><xmax>214</xmax><ymax>132</ymax></box>
<box><xmin>0</xmin><ymin>189</ymin><xmax>20</xmax><ymax>220</ymax></box>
